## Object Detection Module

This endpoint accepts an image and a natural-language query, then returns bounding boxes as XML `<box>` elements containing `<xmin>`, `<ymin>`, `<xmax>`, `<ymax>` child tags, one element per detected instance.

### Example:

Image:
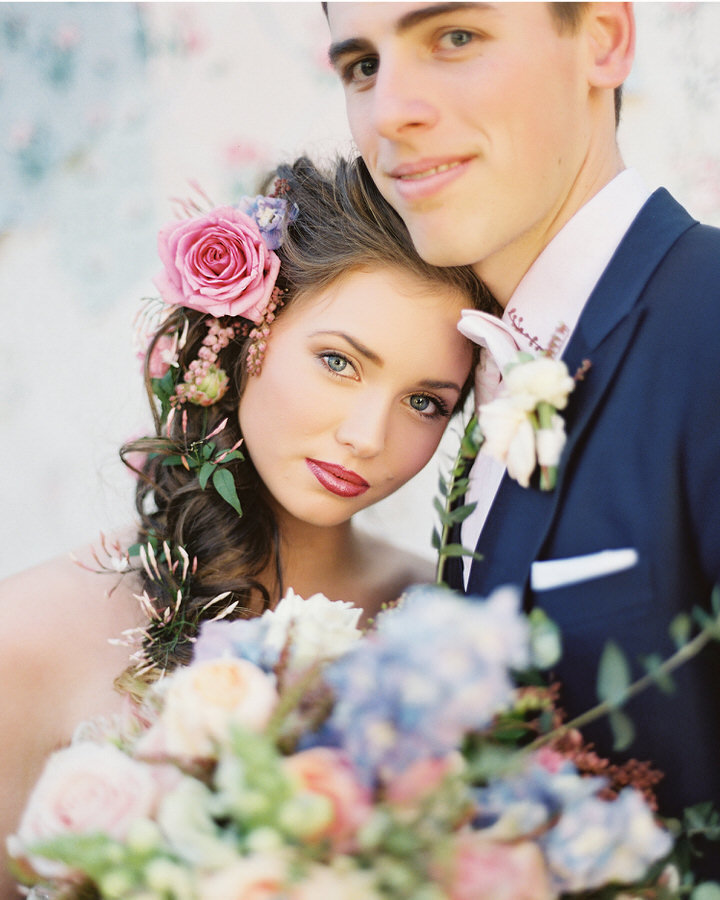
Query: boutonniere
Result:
<box><xmin>478</xmin><ymin>353</ymin><xmax>590</xmax><ymax>491</ymax></box>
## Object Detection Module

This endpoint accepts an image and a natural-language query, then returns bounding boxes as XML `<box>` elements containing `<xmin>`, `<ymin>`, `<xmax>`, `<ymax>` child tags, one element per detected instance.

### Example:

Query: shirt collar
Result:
<box><xmin>503</xmin><ymin>168</ymin><xmax>652</xmax><ymax>357</ymax></box>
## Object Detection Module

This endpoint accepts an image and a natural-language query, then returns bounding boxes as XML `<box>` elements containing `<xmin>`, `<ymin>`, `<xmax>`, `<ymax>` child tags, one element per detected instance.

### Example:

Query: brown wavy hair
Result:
<box><xmin>121</xmin><ymin>155</ymin><xmax>494</xmax><ymax>669</ymax></box>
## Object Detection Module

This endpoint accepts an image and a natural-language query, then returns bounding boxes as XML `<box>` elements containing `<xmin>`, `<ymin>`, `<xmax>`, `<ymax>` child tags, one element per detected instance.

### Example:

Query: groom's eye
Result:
<box><xmin>438</xmin><ymin>29</ymin><xmax>475</xmax><ymax>50</ymax></box>
<box><xmin>346</xmin><ymin>55</ymin><xmax>379</xmax><ymax>84</ymax></box>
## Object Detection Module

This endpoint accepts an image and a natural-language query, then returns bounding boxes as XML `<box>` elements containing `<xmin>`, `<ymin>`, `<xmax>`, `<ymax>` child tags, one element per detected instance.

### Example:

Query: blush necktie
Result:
<box><xmin>457</xmin><ymin>309</ymin><xmax>523</xmax><ymax>408</ymax></box>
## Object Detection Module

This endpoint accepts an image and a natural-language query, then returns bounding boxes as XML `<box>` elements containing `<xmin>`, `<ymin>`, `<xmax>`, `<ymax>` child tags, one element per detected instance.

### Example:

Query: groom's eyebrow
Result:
<box><xmin>328</xmin><ymin>3</ymin><xmax>486</xmax><ymax>68</ymax></box>
<box><xmin>311</xmin><ymin>330</ymin><xmax>383</xmax><ymax>365</ymax></box>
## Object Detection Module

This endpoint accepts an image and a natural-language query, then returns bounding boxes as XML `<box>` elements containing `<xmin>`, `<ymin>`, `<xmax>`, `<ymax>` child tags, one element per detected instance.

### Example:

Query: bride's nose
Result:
<box><xmin>335</xmin><ymin>395</ymin><xmax>390</xmax><ymax>459</ymax></box>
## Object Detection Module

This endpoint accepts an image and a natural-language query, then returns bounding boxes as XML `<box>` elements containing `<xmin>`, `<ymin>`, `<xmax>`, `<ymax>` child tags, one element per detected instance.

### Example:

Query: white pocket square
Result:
<box><xmin>530</xmin><ymin>548</ymin><xmax>639</xmax><ymax>592</ymax></box>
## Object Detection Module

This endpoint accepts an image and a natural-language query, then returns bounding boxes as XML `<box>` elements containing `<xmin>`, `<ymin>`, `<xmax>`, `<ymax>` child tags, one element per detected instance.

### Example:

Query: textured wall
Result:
<box><xmin>1</xmin><ymin>3</ymin><xmax>719</xmax><ymax>577</ymax></box>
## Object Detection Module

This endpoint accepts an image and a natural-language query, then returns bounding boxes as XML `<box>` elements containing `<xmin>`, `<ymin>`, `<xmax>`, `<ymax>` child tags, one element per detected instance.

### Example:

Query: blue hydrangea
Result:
<box><xmin>541</xmin><ymin>787</ymin><xmax>673</xmax><ymax>891</ymax></box>
<box><xmin>321</xmin><ymin>585</ymin><xmax>530</xmax><ymax>784</ymax></box>
<box><xmin>236</xmin><ymin>195</ymin><xmax>297</xmax><ymax>250</ymax></box>
<box><xmin>473</xmin><ymin>758</ymin><xmax>605</xmax><ymax>837</ymax></box>
<box><xmin>192</xmin><ymin>617</ymin><xmax>278</xmax><ymax>672</ymax></box>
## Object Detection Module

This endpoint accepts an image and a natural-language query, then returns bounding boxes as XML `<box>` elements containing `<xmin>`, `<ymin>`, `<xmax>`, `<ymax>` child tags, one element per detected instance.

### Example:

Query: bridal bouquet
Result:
<box><xmin>7</xmin><ymin>587</ymin><xmax>699</xmax><ymax>899</ymax></box>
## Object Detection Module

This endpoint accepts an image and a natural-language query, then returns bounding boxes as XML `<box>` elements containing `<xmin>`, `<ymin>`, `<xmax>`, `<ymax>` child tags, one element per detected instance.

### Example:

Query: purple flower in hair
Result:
<box><xmin>237</xmin><ymin>195</ymin><xmax>297</xmax><ymax>250</ymax></box>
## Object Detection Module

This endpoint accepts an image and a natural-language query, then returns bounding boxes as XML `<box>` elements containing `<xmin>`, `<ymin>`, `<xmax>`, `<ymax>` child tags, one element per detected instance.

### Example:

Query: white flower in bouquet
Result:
<box><xmin>290</xmin><ymin>858</ymin><xmax>385</xmax><ymax>900</ymax></box>
<box><xmin>156</xmin><ymin>776</ymin><xmax>238</xmax><ymax>870</ymax></box>
<box><xmin>196</xmin><ymin>852</ymin><xmax>292</xmax><ymax>900</ymax></box>
<box><xmin>262</xmin><ymin>587</ymin><xmax>363</xmax><ymax>670</ymax></box>
<box><xmin>138</xmin><ymin>658</ymin><xmax>278</xmax><ymax>759</ymax></box>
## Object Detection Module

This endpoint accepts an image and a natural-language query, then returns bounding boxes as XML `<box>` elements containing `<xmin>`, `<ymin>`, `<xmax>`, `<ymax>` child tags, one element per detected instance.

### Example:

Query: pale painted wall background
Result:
<box><xmin>1</xmin><ymin>2</ymin><xmax>720</xmax><ymax>579</ymax></box>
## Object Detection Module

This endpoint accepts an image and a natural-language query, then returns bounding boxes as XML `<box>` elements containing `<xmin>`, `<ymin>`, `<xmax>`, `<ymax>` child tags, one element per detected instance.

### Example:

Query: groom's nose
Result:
<box><xmin>371</xmin><ymin>53</ymin><xmax>439</xmax><ymax>140</ymax></box>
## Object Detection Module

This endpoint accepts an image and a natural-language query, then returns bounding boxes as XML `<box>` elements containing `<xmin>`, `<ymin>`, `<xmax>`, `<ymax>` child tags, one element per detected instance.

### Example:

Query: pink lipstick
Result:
<box><xmin>306</xmin><ymin>459</ymin><xmax>369</xmax><ymax>498</ymax></box>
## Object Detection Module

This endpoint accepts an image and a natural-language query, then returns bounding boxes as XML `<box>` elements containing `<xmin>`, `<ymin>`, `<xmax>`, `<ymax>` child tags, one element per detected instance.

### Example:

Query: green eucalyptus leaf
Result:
<box><xmin>669</xmin><ymin>613</ymin><xmax>692</xmax><ymax>649</ymax></box>
<box><xmin>447</xmin><ymin>502</ymin><xmax>477</xmax><ymax>525</ymax></box>
<box><xmin>608</xmin><ymin>708</ymin><xmax>635</xmax><ymax>751</ymax></box>
<box><xmin>597</xmin><ymin>640</ymin><xmax>631</xmax><ymax>708</ymax></box>
<box><xmin>438</xmin><ymin>544</ymin><xmax>483</xmax><ymax>561</ymax></box>
<box><xmin>640</xmin><ymin>653</ymin><xmax>675</xmax><ymax>694</ymax></box>
<box><xmin>431</xmin><ymin>529</ymin><xmax>441</xmax><ymax>550</ymax></box>
<box><xmin>162</xmin><ymin>455</ymin><xmax>183</xmax><ymax>467</ymax></box>
<box><xmin>212</xmin><ymin>467</ymin><xmax>242</xmax><ymax>516</ymax></box>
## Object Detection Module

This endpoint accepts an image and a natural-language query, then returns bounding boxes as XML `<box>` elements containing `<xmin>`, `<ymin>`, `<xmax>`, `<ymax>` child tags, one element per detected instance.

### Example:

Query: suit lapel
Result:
<box><xmin>466</xmin><ymin>189</ymin><xmax>696</xmax><ymax>598</ymax></box>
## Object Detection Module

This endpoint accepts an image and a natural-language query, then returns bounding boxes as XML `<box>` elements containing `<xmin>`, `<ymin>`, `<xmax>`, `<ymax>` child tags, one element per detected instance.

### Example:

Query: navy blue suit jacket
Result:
<box><xmin>454</xmin><ymin>190</ymin><xmax>720</xmax><ymax>866</ymax></box>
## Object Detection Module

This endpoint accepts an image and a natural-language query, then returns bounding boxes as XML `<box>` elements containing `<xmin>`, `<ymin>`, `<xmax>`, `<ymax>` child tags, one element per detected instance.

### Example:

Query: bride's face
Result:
<box><xmin>238</xmin><ymin>265</ymin><xmax>473</xmax><ymax>528</ymax></box>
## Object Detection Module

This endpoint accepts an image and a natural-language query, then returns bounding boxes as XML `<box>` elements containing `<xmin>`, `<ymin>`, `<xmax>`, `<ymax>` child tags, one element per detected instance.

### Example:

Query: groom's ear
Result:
<box><xmin>583</xmin><ymin>2</ymin><xmax>635</xmax><ymax>91</ymax></box>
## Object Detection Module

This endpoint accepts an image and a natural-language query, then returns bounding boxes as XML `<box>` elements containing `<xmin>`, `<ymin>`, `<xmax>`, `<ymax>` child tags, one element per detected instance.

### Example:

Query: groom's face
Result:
<box><xmin>327</xmin><ymin>2</ymin><xmax>599</xmax><ymax>305</ymax></box>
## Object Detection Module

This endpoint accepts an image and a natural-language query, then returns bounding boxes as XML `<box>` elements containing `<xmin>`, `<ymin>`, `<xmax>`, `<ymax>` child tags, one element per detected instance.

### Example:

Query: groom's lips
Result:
<box><xmin>306</xmin><ymin>459</ymin><xmax>370</xmax><ymax>498</ymax></box>
<box><xmin>389</xmin><ymin>156</ymin><xmax>472</xmax><ymax>202</ymax></box>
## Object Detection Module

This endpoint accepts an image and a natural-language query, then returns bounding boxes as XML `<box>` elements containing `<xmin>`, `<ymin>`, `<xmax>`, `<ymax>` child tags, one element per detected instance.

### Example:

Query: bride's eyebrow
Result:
<box><xmin>310</xmin><ymin>330</ymin><xmax>383</xmax><ymax>366</ymax></box>
<box><xmin>419</xmin><ymin>378</ymin><xmax>463</xmax><ymax>393</ymax></box>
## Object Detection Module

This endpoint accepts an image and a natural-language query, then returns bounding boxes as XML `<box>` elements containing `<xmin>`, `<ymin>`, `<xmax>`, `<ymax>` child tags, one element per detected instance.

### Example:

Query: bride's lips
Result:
<box><xmin>306</xmin><ymin>459</ymin><xmax>370</xmax><ymax>498</ymax></box>
<box><xmin>389</xmin><ymin>156</ymin><xmax>472</xmax><ymax>202</ymax></box>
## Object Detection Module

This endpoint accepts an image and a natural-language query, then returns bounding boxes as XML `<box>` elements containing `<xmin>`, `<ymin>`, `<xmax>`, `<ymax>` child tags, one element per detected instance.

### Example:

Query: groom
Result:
<box><xmin>326</xmin><ymin>1</ymin><xmax>720</xmax><ymax>870</ymax></box>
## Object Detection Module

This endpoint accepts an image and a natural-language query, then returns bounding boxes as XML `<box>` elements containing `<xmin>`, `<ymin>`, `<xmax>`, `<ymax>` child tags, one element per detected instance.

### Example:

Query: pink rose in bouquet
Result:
<box><xmin>9</xmin><ymin>743</ymin><xmax>173</xmax><ymax>879</ymax></box>
<box><xmin>154</xmin><ymin>206</ymin><xmax>280</xmax><ymax>323</ymax></box>
<box><xmin>282</xmin><ymin>747</ymin><xmax>372</xmax><ymax>852</ymax></box>
<box><xmin>434</xmin><ymin>831</ymin><xmax>554</xmax><ymax>900</ymax></box>
<box><xmin>385</xmin><ymin>753</ymin><xmax>462</xmax><ymax>811</ymax></box>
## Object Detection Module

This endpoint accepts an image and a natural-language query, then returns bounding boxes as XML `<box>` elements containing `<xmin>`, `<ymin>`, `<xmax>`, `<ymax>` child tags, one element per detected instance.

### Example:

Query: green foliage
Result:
<box><xmin>596</xmin><ymin>640</ymin><xmax>631</xmax><ymax>708</ymax></box>
<box><xmin>162</xmin><ymin>437</ymin><xmax>244</xmax><ymax>517</ymax></box>
<box><xmin>433</xmin><ymin>416</ymin><xmax>483</xmax><ymax>584</ymax></box>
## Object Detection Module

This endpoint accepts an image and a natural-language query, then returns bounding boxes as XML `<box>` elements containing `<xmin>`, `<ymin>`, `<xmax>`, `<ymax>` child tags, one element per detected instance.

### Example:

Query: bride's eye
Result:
<box><xmin>407</xmin><ymin>393</ymin><xmax>449</xmax><ymax>419</ymax></box>
<box><xmin>318</xmin><ymin>351</ymin><xmax>358</xmax><ymax>379</ymax></box>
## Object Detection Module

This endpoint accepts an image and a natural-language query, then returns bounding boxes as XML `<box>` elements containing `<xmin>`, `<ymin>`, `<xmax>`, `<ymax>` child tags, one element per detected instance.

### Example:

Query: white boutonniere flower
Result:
<box><xmin>478</xmin><ymin>353</ymin><xmax>577</xmax><ymax>490</ymax></box>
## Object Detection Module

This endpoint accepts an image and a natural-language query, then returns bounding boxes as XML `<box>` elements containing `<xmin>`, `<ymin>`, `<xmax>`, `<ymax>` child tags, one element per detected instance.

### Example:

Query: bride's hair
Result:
<box><xmin>121</xmin><ymin>156</ymin><xmax>492</xmax><ymax>670</ymax></box>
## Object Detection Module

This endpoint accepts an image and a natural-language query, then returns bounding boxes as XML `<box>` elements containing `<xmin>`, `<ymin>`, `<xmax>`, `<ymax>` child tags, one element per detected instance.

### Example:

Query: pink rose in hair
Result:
<box><xmin>154</xmin><ymin>206</ymin><xmax>280</xmax><ymax>323</ymax></box>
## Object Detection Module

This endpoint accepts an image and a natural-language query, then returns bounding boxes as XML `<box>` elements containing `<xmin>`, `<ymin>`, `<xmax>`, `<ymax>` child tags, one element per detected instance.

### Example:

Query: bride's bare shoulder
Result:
<box><xmin>0</xmin><ymin>543</ymin><xmax>145</xmax><ymax>893</ymax></box>
<box><xmin>0</xmin><ymin>543</ymin><xmax>145</xmax><ymax>724</ymax></box>
<box><xmin>0</xmin><ymin>545</ymin><xmax>143</xmax><ymax>658</ymax></box>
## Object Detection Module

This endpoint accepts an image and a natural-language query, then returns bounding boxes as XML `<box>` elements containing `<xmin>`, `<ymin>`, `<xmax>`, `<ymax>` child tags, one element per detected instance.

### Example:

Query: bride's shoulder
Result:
<box><xmin>0</xmin><ymin>540</ymin><xmax>145</xmax><ymax>721</ymax></box>
<box><xmin>0</xmin><ymin>542</ymin><xmax>145</xmax><ymax>872</ymax></box>
<box><xmin>0</xmin><ymin>543</ymin><xmax>143</xmax><ymax>655</ymax></box>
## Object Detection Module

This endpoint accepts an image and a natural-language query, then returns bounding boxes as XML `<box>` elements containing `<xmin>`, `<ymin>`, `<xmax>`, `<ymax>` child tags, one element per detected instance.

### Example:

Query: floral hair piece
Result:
<box><xmin>171</xmin><ymin>318</ymin><xmax>238</xmax><ymax>407</ymax></box>
<box><xmin>141</xmin><ymin>183</ymin><xmax>296</xmax><ymax>407</ymax></box>
<box><xmin>245</xmin><ymin>287</ymin><xmax>286</xmax><ymax>376</ymax></box>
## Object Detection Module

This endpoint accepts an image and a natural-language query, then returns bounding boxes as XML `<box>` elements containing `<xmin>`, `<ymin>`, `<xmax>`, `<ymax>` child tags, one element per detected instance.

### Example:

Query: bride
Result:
<box><xmin>0</xmin><ymin>155</ymin><xmax>489</xmax><ymax>896</ymax></box>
